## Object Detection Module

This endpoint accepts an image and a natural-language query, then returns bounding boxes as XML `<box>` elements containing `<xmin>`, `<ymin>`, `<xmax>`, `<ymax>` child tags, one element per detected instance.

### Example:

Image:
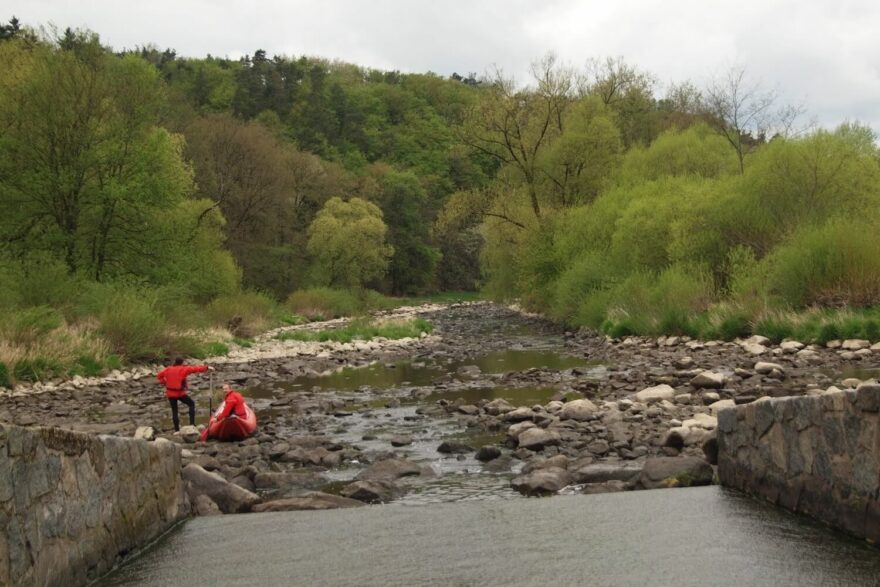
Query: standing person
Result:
<box><xmin>157</xmin><ymin>357</ymin><xmax>212</xmax><ymax>431</ymax></box>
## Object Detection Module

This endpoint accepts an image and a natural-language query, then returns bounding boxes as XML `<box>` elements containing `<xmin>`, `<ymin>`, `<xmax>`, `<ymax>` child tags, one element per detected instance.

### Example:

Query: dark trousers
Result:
<box><xmin>169</xmin><ymin>395</ymin><xmax>196</xmax><ymax>431</ymax></box>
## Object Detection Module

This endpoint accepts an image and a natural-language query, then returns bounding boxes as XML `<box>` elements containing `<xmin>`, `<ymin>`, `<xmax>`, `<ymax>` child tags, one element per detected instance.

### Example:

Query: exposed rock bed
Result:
<box><xmin>2</xmin><ymin>302</ymin><xmax>877</xmax><ymax>515</ymax></box>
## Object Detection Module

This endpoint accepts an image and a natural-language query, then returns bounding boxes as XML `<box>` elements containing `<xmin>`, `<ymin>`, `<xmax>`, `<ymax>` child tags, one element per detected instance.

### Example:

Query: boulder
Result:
<box><xmin>456</xmin><ymin>404</ymin><xmax>480</xmax><ymax>416</ymax></box>
<box><xmin>340</xmin><ymin>480</ymin><xmax>401</xmax><ymax>504</ymax></box>
<box><xmin>193</xmin><ymin>494</ymin><xmax>222</xmax><ymax>516</ymax></box>
<box><xmin>637</xmin><ymin>456</ymin><xmax>714</xmax><ymax>489</ymax></box>
<box><xmin>582</xmin><ymin>480</ymin><xmax>630</xmax><ymax>495</ymax></box>
<box><xmin>708</xmin><ymin>399</ymin><xmax>736</xmax><ymax>416</ymax></box>
<box><xmin>510</xmin><ymin>467</ymin><xmax>572</xmax><ymax>496</ymax></box>
<box><xmin>253</xmin><ymin>471</ymin><xmax>327</xmax><ymax>490</ymax></box>
<box><xmin>842</xmin><ymin>339</ymin><xmax>871</xmax><ymax>350</ymax></box>
<box><xmin>134</xmin><ymin>426</ymin><xmax>155</xmax><ymax>441</ymax></box>
<box><xmin>635</xmin><ymin>384</ymin><xmax>676</xmax><ymax>403</ymax></box>
<box><xmin>517</xmin><ymin>428</ymin><xmax>561</xmax><ymax>451</ymax></box>
<box><xmin>389</xmin><ymin>435</ymin><xmax>413</xmax><ymax>447</ymax></box>
<box><xmin>475</xmin><ymin>446</ymin><xmax>502</xmax><ymax>462</ymax></box>
<box><xmin>571</xmin><ymin>461</ymin><xmax>643</xmax><ymax>484</ymax></box>
<box><xmin>754</xmin><ymin>362</ymin><xmax>785</xmax><ymax>375</ymax></box>
<box><xmin>558</xmin><ymin>399</ymin><xmax>598</xmax><ymax>421</ymax></box>
<box><xmin>437</xmin><ymin>441</ymin><xmax>474</xmax><ymax>454</ymax></box>
<box><xmin>744</xmin><ymin>335</ymin><xmax>770</xmax><ymax>346</ymax></box>
<box><xmin>506</xmin><ymin>421</ymin><xmax>537</xmax><ymax>440</ymax></box>
<box><xmin>252</xmin><ymin>492</ymin><xmax>364</xmax><ymax>512</ymax></box>
<box><xmin>689</xmin><ymin>371</ymin><xmax>725</xmax><ymax>389</ymax></box>
<box><xmin>585</xmin><ymin>439</ymin><xmax>611</xmax><ymax>456</ymax></box>
<box><xmin>182</xmin><ymin>463</ymin><xmax>260</xmax><ymax>514</ymax></box>
<box><xmin>503</xmin><ymin>407</ymin><xmax>536</xmax><ymax>422</ymax></box>
<box><xmin>780</xmin><ymin>341</ymin><xmax>804</xmax><ymax>354</ymax></box>
<box><xmin>742</xmin><ymin>343</ymin><xmax>767</xmax><ymax>356</ymax></box>
<box><xmin>484</xmin><ymin>398</ymin><xmax>515</xmax><ymax>416</ymax></box>
<box><xmin>357</xmin><ymin>458</ymin><xmax>422</xmax><ymax>481</ymax></box>
<box><xmin>177</xmin><ymin>425</ymin><xmax>200</xmax><ymax>443</ymax></box>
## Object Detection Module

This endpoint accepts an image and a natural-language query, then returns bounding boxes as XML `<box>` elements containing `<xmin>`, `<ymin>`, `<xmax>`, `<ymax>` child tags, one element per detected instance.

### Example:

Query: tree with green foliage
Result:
<box><xmin>306</xmin><ymin>197</ymin><xmax>393</xmax><ymax>288</ymax></box>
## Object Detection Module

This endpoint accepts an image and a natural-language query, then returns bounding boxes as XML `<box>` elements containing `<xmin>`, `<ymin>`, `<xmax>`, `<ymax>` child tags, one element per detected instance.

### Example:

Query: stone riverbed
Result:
<box><xmin>3</xmin><ymin>302</ymin><xmax>879</xmax><ymax>514</ymax></box>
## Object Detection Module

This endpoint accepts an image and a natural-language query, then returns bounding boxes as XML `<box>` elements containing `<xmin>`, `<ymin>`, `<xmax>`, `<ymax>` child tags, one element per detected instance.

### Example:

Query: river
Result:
<box><xmin>98</xmin><ymin>486</ymin><xmax>880</xmax><ymax>586</ymax></box>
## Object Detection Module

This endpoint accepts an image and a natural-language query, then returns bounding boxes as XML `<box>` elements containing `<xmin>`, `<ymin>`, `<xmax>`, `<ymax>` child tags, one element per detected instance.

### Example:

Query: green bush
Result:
<box><xmin>2</xmin><ymin>306</ymin><xmax>63</xmax><ymax>346</ymax></box>
<box><xmin>205</xmin><ymin>291</ymin><xmax>281</xmax><ymax>337</ymax></box>
<box><xmin>72</xmin><ymin>355</ymin><xmax>104</xmax><ymax>377</ymax></box>
<box><xmin>94</xmin><ymin>287</ymin><xmax>169</xmax><ymax>361</ymax></box>
<box><xmin>286</xmin><ymin>288</ymin><xmax>394</xmax><ymax>320</ymax></box>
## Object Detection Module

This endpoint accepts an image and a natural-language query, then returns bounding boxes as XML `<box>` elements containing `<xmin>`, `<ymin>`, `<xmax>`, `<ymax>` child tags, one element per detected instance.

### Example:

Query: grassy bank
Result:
<box><xmin>275</xmin><ymin>317</ymin><xmax>434</xmax><ymax>343</ymax></box>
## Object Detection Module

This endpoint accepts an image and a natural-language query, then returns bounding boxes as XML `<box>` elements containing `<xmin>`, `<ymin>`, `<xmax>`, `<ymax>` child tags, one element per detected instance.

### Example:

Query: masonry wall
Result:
<box><xmin>0</xmin><ymin>424</ymin><xmax>189</xmax><ymax>586</ymax></box>
<box><xmin>718</xmin><ymin>385</ymin><xmax>880</xmax><ymax>542</ymax></box>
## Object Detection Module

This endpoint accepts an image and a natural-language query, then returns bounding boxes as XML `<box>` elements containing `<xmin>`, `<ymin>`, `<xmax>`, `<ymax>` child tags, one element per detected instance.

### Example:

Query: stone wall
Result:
<box><xmin>718</xmin><ymin>385</ymin><xmax>880</xmax><ymax>542</ymax></box>
<box><xmin>0</xmin><ymin>424</ymin><xmax>189</xmax><ymax>586</ymax></box>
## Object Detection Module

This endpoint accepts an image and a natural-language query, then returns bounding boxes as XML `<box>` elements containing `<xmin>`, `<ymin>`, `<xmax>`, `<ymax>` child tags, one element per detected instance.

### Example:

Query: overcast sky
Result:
<box><xmin>9</xmin><ymin>0</ymin><xmax>880</xmax><ymax>130</ymax></box>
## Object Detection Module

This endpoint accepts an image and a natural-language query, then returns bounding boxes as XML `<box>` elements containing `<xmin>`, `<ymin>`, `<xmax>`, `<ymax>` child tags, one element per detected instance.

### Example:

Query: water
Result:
<box><xmin>97</xmin><ymin>486</ymin><xmax>880</xmax><ymax>587</ymax></box>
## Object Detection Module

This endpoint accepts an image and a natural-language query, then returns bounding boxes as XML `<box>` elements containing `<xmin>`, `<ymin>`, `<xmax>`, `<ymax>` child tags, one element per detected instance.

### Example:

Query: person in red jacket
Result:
<box><xmin>157</xmin><ymin>357</ymin><xmax>212</xmax><ymax>431</ymax></box>
<box><xmin>217</xmin><ymin>383</ymin><xmax>247</xmax><ymax>420</ymax></box>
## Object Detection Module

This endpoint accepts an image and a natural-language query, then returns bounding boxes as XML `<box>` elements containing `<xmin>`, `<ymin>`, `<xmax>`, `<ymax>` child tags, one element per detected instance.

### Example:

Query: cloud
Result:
<box><xmin>8</xmin><ymin>0</ymin><xmax>880</xmax><ymax>130</ymax></box>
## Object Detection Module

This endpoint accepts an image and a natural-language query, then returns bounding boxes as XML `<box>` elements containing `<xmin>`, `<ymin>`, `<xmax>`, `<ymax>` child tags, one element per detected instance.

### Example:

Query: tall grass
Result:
<box><xmin>275</xmin><ymin>318</ymin><xmax>433</xmax><ymax>343</ymax></box>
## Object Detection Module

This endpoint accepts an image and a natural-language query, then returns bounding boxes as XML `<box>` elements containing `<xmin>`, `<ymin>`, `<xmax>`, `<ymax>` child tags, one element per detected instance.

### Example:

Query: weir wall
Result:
<box><xmin>0</xmin><ymin>424</ymin><xmax>188</xmax><ymax>586</ymax></box>
<box><xmin>718</xmin><ymin>385</ymin><xmax>880</xmax><ymax>542</ymax></box>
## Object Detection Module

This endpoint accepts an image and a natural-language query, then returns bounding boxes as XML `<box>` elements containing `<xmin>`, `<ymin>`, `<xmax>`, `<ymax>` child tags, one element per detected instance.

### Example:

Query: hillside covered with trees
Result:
<box><xmin>1</xmin><ymin>17</ymin><xmax>879</xmax><ymax>385</ymax></box>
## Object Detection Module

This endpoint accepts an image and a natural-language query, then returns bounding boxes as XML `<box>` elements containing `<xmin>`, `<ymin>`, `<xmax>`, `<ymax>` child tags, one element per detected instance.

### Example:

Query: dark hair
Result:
<box><xmin>174</xmin><ymin>357</ymin><xmax>184</xmax><ymax>366</ymax></box>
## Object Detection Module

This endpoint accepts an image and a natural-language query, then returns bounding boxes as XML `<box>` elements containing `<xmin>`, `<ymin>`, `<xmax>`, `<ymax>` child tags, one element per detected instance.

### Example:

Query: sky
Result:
<box><xmin>7</xmin><ymin>0</ymin><xmax>880</xmax><ymax>130</ymax></box>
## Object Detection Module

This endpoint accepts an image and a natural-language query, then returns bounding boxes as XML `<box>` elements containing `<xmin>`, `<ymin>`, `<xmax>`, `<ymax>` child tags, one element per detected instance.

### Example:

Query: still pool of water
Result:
<box><xmin>259</xmin><ymin>349</ymin><xmax>600</xmax><ymax>394</ymax></box>
<box><xmin>97</xmin><ymin>486</ymin><xmax>880</xmax><ymax>587</ymax></box>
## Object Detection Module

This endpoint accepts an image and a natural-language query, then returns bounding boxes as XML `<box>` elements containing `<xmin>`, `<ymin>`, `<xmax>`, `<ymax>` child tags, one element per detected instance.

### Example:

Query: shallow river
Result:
<box><xmin>98</xmin><ymin>486</ymin><xmax>880</xmax><ymax>587</ymax></box>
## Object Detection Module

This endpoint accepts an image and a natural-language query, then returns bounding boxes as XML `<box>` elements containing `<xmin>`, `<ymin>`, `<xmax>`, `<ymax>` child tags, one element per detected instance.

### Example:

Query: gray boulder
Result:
<box><xmin>357</xmin><ymin>458</ymin><xmax>422</xmax><ymax>481</ymax></box>
<box><xmin>572</xmin><ymin>461</ymin><xmax>643</xmax><ymax>484</ymax></box>
<box><xmin>182</xmin><ymin>463</ymin><xmax>260</xmax><ymax>514</ymax></box>
<box><xmin>511</xmin><ymin>467</ymin><xmax>572</xmax><ymax>496</ymax></box>
<box><xmin>558</xmin><ymin>399</ymin><xmax>598</xmax><ymax>421</ymax></box>
<box><xmin>340</xmin><ymin>479</ymin><xmax>401</xmax><ymax>503</ymax></box>
<box><xmin>517</xmin><ymin>428</ymin><xmax>561</xmax><ymax>451</ymax></box>
<box><xmin>689</xmin><ymin>371</ymin><xmax>725</xmax><ymax>389</ymax></box>
<box><xmin>636</xmin><ymin>457</ymin><xmax>714</xmax><ymax>489</ymax></box>
<box><xmin>252</xmin><ymin>492</ymin><xmax>363</xmax><ymax>512</ymax></box>
<box><xmin>475</xmin><ymin>446</ymin><xmax>502</xmax><ymax>462</ymax></box>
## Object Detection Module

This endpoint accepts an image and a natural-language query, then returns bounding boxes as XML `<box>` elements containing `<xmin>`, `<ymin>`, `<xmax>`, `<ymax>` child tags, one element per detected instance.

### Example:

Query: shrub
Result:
<box><xmin>285</xmin><ymin>288</ymin><xmax>392</xmax><ymax>320</ymax></box>
<box><xmin>95</xmin><ymin>288</ymin><xmax>168</xmax><ymax>361</ymax></box>
<box><xmin>205</xmin><ymin>291</ymin><xmax>281</xmax><ymax>337</ymax></box>
<box><xmin>2</xmin><ymin>306</ymin><xmax>63</xmax><ymax>347</ymax></box>
<box><xmin>13</xmin><ymin>357</ymin><xmax>63</xmax><ymax>382</ymax></box>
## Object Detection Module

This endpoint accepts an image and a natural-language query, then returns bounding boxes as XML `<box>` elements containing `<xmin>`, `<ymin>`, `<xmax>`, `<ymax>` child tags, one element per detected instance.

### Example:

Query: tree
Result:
<box><xmin>584</xmin><ymin>57</ymin><xmax>658</xmax><ymax>146</ymax></box>
<box><xmin>460</xmin><ymin>54</ymin><xmax>574</xmax><ymax>219</ymax></box>
<box><xmin>378</xmin><ymin>171</ymin><xmax>440</xmax><ymax>295</ymax></box>
<box><xmin>306</xmin><ymin>197</ymin><xmax>393</xmax><ymax>288</ymax></box>
<box><xmin>0</xmin><ymin>35</ymin><xmax>208</xmax><ymax>283</ymax></box>
<box><xmin>702</xmin><ymin>67</ymin><xmax>803</xmax><ymax>174</ymax></box>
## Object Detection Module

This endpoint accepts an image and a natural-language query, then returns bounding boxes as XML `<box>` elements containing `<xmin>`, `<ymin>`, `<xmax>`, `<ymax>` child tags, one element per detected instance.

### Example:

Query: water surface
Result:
<box><xmin>97</xmin><ymin>486</ymin><xmax>880</xmax><ymax>587</ymax></box>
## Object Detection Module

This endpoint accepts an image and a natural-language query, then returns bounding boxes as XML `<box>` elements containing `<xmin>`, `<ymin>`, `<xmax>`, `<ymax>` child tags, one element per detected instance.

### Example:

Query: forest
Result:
<box><xmin>1</xmin><ymin>17</ymin><xmax>879</xmax><ymax>385</ymax></box>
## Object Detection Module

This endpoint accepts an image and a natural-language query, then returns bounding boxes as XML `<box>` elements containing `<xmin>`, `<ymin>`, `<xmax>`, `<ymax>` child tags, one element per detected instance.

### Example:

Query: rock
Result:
<box><xmin>841</xmin><ymin>378</ymin><xmax>861</xmax><ymax>389</ymax></box>
<box><xmin>193</xmin><ymin>494</ymin><xmax>222</xmax><ymax>516</ymax></box>
<box><xmin>226</xmin><ymin>371</ymin><xmax>251</xmax><ymax>383</ymax></box>
<box><xmin>826</xmin><ymin>339</ymin><xmax>842</xmax><ymax>349</ymax></box>
<box><xmin>389</xmin><ymin>435</ymin><xmax>413</xmax><ymax>447</ymax></box>
<box><xmin>674</xmin><ymin>393</ymin><xmax>693</xmax><ymax>405</ymax></box>
<box><xmin>511</xmin><ymin>467</ymin><xmax>572</xmax><ymax>496</ymax></box>
<box><xmin>456</xmin><ymin>405</ymin><xmax>480</xmax><ymax>416</ymax></box>
<box><xmin>558</xmin><ymin>399</ymin><xmax>598</xmax><ymax>421</ymax></box>
<box><xmin>506</xmin><ymin>421</ymin><xmax>537</xmax><ymax>440</ymax></box>
<box><xmin>484</xmin><ymin>398</ymin><xmax>515</xmax><ymax>415</ymax></box>
<box><xmin>252</xmin><ymin>492</ymin><xmax>364</xmax><ymax>512</ymax></box>
<box><xmin>690</xmin><ymin>371</ymin><xmax>725</xmax><ymax>389</ymax></box>
<box><xmin>572</xmin><ymin>462</ymin><xmax>643</xmax><ymax>484</ymax></box>
<box><xmin>134</xmin><ymin>426</ymin><xmax>155</xmax><ymax>441</ymax></box>
<box><xmin>702</xmin><ymin>392</ymin><xmax>721</xmax><ymax>404</ymax></box>
<box><xmin>456</xmin><ymin>365</ymin><xmax>482</xmax><ymax>379</ymax></box>
<box><xmin>181</xmin><ymin>463</ymin><xmax>260</xmax><ymax>514</ymax></box>
<box><xmin>503</xmin><ymin>407</ymin><xmax>536</xmax><ymax>422</ymax></box>
<box><xmin>177</xmin><ymin>425</ymin><xmax>200</xmax><ymax>443</ymax></box>
<box><xmin>517</xmin><ymin>428</ymin><xmax>561</xmax><ymax>451</ymax></box>
<box><xmin>339</xmin><ymin>480</ymin><xmax>401</xmax><ymax>503</ymax></box>
<box><xmin>637</xmin><ymin>457</ymin><xmax>714</xmax><ymax>489</ymax></box>
<box><xmin>635</xmin><ymin>384</ymin><xmax>676</xmax><ymax>403</ymax></box>
<box><xmin>437</xmin><ymin>441</ymin><xmax>474</xmax><ymax>454</ymax></box>
<box><xmin>475</xmin><ymin>446</ymin><xmax>502</xmax><ymax>462</ymax></box>
<box><xmin>754</xmin><ymin>362</ymin><xmax>785</xmax><ymax>375</ymax></box>
<box><xmin>582</xmin><ymin>480</ymin><xmax>630</xmax><ymax>495</ymax></box>
<box><xmin>780</xmin><ymin>341</ymin><xmax>804</xmax><ymax>353</ymax></box>
<box><xmin>744</xmin><ymin>335</ymin><xmax>770</xmax><ymax>346</ymax></box>
<box><xmin>708</xmin><ymin>399</ymin><xmax>736</xmax><ymax>415</ymax></box>
<box><xmin>702</xmin><ymin>437</ymin><xmax>719</xmax><ymax>465</ymax></box>
<box><xmin>742</xmin><ymin>343</ymin><xmax>768</xmax><ymax>356</ymax></box>
<box><xmin>253</xmin><ymin>471</ymin><xmax>327</xmax><ymax>490</ymax></box>
<box><xmin>357</xmin><ymin>458</ymin><xmax>422</xmax><ymax>481</ymax></box>
<box><xmin>193</xmin><ymin>455</ymin><xmax>222</xmax><ymax>471</ymax></box>
<box><xmin>585</xmin><ymin>439</ymin><xmax>610</xmax><ymax>456</ymax></box>
<box><xmin>842</xmin><ymin>339</ymin><xmax>871</xmax><ymax>350</ymax></box>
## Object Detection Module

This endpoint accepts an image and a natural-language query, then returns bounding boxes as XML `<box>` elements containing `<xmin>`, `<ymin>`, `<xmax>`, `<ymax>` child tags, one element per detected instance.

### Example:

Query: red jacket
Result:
<box><xmin>157</xmin><ymin>364</ymin><xmax>209</xmax><ymax>399</ymax></box>
<box><xmin>218</xmin><ymin>390</ymin><xmax>247</xmax><ymax>419</ymax></box>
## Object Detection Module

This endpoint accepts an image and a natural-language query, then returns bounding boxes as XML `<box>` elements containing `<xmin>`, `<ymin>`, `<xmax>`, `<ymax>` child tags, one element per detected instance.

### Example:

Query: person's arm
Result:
<box><xmin>217</xmin><ymin>397</ymin><xmax>234</xmax><ymax>420</ymax></box>
<box><xmin>157</xmin><ymin>368</ymin><xmax>167</xmax><ymax>385</ymax></box>
<box><xmin>186</xmin><ymin>365</ymin><xmax>209</xmax><ymax>376</ymax></box>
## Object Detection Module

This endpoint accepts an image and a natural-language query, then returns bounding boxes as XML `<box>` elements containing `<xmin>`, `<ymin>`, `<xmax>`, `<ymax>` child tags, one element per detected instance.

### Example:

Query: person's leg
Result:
<box><xmin>169</xmin><ymin>398</ymin><xmax>180</xmax><ymax>431</ymax></box>
<box><xmin>181</xmin><ymin>395</ymin><xmax>196</xmax><ymax>426</ymax></box>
